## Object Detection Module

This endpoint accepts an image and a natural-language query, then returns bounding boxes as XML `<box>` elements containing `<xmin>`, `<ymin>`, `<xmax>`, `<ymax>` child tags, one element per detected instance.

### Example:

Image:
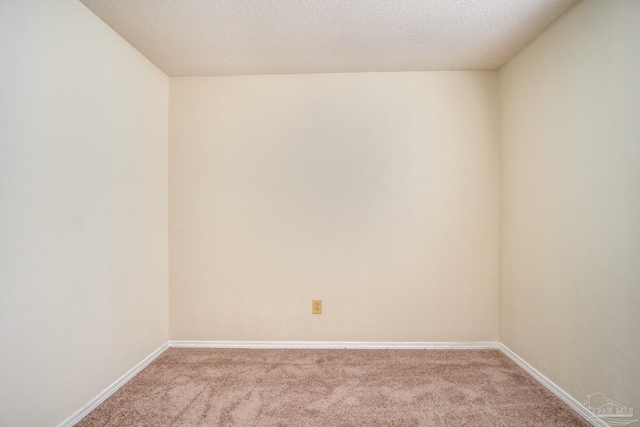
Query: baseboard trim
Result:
<box><xmin>58</xmin><ymin>342</ymin><xmax>170</xmax><ymax>427</ymax></box>
<box><xmin>498</xmin><ymin>344</ymin><xmax>606</xmax><ymax>427</ymax></box>
<box><xmin>169</xmin><ymin>340</ymin><xmax>499</xmax><ymax>350</ymax></box>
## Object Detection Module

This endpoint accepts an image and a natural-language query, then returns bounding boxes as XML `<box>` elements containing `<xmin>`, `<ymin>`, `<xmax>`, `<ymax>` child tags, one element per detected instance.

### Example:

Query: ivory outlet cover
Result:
<box><xmin>312</xmin><ymin>300</ymin><xmax>322</xmax><ymax>314</ymax></box>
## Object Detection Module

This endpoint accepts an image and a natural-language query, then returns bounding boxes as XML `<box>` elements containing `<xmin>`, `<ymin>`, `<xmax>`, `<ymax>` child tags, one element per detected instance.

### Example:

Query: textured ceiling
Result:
<box><xmin>79</xmin><ymin>0</ymin><xmax>577</xmax><ymax>76</ymax></box>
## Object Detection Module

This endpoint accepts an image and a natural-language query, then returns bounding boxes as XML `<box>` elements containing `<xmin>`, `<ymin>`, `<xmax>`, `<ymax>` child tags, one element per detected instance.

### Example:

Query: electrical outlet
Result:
<box><xmin>312</xmin><ymin>299</ymin><xmax>322</xmax><ymax>314</ymax></box>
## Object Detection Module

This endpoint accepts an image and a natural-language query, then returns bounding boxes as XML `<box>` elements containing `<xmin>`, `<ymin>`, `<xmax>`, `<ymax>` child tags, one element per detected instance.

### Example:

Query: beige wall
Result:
<box><xmin>500</xmin><ymin>0</ymin><xmax>640</xmax><ymax>415</ymax></box>
<box><xmin>169</xmin><ymin>72</ymin><xmax>499</xmax><ymax>342</ymax></box>
<box><xmin>0</xmin><ymin>0</ymin><xmax>169</xmax><ymax>425</ymax></box>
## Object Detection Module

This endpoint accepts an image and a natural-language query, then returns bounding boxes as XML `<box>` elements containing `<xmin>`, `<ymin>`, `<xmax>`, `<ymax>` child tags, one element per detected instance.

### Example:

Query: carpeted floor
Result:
<box><xmin>77</xmin><ymin>348</ymin><xmax>590</xmax><ymax>426</ymax></box>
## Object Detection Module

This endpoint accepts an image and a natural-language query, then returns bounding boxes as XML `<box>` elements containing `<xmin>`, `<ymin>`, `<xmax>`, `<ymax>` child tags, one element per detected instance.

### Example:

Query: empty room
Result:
<box><xmin>1</xmin><ymin>0</ymin><xmax>638</xmax><ymax>425</ymax></box>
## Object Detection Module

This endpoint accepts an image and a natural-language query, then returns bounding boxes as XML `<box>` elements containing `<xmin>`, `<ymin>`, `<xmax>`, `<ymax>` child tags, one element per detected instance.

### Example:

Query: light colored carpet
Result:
<box><xmin>77</xmin><ymin>348</ymin><xmax>590</xmax><ymax>426</ymax></box>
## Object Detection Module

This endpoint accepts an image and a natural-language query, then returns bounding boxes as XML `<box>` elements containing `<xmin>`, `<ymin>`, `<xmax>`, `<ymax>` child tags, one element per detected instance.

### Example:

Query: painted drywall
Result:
<box><xmin>0</xmin><ymin>0</ymin><xmax>169</xmax><ymax>425</ymax></box>
<box><xmin>169</xmin><ymin>72</ymin><xmax>499</xmax><ymax>342</ymax></box>
<box><xmin>500</xmin><ymin>0</ymin><xmax>640</xmax><ymax>416</ymax></box>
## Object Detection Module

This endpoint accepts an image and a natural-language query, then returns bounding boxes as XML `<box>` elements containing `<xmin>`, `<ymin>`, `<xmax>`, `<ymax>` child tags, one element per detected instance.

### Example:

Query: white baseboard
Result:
<box><xmin>58</xmin><ymin>342</ymin><xmax>170</xmax><ymax>427</ymax></box>
<box><xmin>169</xmin><ymin>340</ymin><xmax>499</xmax><ymax>350</ymax></box>
<box><xmin>498</xmin><ymin>344</ymin><xmax>607</xmax><ymax>427</ymax></box>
